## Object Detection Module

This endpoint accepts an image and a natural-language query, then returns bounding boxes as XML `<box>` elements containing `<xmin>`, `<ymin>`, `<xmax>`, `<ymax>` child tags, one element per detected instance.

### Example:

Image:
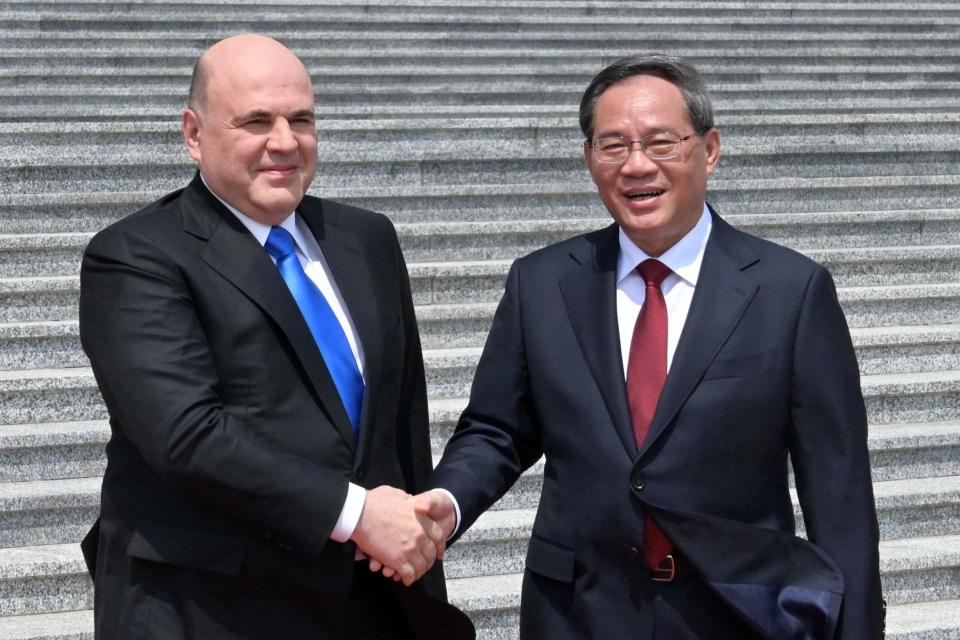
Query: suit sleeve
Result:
<box><xmin>788</xmin><ymin>265</ymin><xmax>885</xmax><ymax>638</ymax></box>
<box><xmin>430</xmin><ymin>262</ymin><xmax>543</xmax><ymax>537</ymax></box>
<box><xmin>389</xmin><ymin>225</ymin><xmax>433</xmax><ymax>495</ymax></box>
<box><xmin>79</xmin><ymin>226</ymin><xmax>350</xmax><ymax>558</ymax></box>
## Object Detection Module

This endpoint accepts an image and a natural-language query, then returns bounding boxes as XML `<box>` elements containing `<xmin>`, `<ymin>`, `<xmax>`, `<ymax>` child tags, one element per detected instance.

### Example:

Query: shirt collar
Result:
<box><xmin>616</xmin><ymin>203</ymin><xmax>713</xmax><ymax>286</ymax></box>
<box><xmin>200</xmin><ymin>173</ymin><xmax>300</xmax><ymax>249</ymax></box>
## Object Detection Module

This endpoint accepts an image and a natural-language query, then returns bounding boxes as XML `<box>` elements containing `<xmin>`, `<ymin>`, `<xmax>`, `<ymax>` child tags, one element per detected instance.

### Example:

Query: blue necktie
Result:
<box><xmin>265</xmin><ymin>226</ymin><xmax>364</xmax><ymax>435</ymax></box>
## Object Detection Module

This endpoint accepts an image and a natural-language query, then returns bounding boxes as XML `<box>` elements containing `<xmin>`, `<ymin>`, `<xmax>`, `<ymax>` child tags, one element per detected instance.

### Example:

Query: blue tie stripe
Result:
<box><xmin>265</xmin><ymin>226</ymin><xmax>364</xmax><ymax>435</ymax></box>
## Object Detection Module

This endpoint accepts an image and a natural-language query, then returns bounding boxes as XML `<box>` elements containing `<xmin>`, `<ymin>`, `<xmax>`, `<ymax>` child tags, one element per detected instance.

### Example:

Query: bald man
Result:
<box><xmin>79</xmin><ymin>35</ymin><xmax>473</xmax><ymax>640</ymax></box>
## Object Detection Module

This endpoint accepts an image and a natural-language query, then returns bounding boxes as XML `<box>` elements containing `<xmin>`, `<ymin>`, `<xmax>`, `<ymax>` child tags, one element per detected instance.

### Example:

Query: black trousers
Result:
<box><xmin>339</xmin><ymin>563</ymin><xmax>416</xmax><ymax>640</ymax></box>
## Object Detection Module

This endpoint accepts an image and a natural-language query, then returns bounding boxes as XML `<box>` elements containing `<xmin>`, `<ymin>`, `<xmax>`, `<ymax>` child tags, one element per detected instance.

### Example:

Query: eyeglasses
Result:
<box><xmin>588</xmin><ymin>130</ymin><xmax>706</xmax><ymax>164</ymax></box>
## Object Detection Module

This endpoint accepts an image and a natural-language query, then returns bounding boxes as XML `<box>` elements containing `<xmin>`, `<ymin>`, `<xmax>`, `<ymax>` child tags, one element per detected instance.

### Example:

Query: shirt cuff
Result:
<box><xmin>429</xmin><ymin>488</ymin><xmax>462</xmax><ymax>539</ymax></box>
<box><xmin>330</xmin><ymin>482</ymin><xmax>366</xmax><ymax>543</ymax></box>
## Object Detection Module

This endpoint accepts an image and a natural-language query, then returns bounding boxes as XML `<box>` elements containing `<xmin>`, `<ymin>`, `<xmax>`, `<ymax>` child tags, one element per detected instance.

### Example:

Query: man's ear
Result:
<box><xmin>703</xmin><ymin>128</ymin><xmax>721</xmax><ymax>177</ymax></box>
<box><xmin>182</xmin><ymin>108</ymin><xmax>202</xmax><ymax>163</ymax></box>
<box><xmin>583</xmin><ymin>139</ymin><xmax>597</xmax><ymax>183</ymax></box>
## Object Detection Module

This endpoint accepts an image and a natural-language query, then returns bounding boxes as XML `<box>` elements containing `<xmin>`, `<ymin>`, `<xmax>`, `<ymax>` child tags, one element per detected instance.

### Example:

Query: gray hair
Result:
<box><xmin>579</xmin><ymin>54</ymin><xmax>714</xmax><ymax>140</ymax></box>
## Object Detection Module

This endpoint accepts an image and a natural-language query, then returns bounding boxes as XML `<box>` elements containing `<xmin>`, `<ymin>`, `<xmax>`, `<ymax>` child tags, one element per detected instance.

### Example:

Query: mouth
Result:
<box><xmin>622</xmin><ymin>189</ymin><xmax>665</xmax><ymax>201</ymax></box>
<box><xmin>260</xmin><ymin>166</ymin><xmax>297</xmax><ymax>175</ymax></box>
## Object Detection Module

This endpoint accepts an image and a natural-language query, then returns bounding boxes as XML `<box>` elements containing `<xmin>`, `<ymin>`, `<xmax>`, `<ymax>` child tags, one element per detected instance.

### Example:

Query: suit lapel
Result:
<box><xmin>638</xmin><ymin>210</ymin><xmax>760</xmax><ymax>457</ymax></box>
<box><xmin>299</xmin><ymin>201</ymin><xmax>384</xmax><ymax>465</ymax></box>
<box><xmin>559</xmin><ymin>225</ymin><xmax>638</xmax><ymax>458</ymax></box>
<box><xmin>181</xmin><ymin>177</ymin><xmax>358</xmax><ymax>452</ymax></box>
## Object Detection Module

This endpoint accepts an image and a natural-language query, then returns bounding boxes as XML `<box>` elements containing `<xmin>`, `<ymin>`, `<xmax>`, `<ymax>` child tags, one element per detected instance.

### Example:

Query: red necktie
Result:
<box><xmin>626</xmin><ymin>259</ymin><xmax>674</xmax><ymax>570</ymax></box>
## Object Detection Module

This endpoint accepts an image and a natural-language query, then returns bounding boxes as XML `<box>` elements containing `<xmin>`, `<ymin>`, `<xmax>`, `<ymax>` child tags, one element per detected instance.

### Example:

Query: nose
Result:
<box><xmin>266</xmin><ymin>118</ymin><xmax>297</xmax><ymax>153</ymax></box>
<box><xmin>620</xmin><ymin>143</ymin><xmax>658</xmax><ymax>176</ymax></box>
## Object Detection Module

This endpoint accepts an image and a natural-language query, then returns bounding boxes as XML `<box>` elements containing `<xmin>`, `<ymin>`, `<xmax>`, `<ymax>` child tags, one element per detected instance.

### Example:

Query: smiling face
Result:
<box><xmin>584</xmin><ymin>74</ymin><xmax>720</xmax><ymax>256</ymax></box>
<box><xmin>182</xmin><ymin>35</ymin><xmax>317</xmax><ymax>225</ymax></box>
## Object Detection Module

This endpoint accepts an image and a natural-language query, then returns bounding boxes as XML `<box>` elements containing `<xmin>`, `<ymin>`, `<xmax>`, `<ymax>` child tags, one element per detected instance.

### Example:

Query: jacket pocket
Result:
<box><xmin>702</xmin><ymin>349</ymin><xmax>774</xmax><ymax>380</ymax></box>
<box><xmin>126</xmin><ymin>520</ymin><xmax>244</xmax><ymax>577</ymax></box>
<box><xmin>525</xmin><ymin>533</ymin><xmax>576</xmax><ymax>583</ymax></box>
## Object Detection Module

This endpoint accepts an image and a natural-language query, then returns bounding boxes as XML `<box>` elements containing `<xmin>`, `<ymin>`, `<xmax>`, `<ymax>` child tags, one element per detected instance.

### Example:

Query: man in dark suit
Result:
<box><xmin>416</xmin><ymin>54</ymin><xmax>884</xmax><ymax>638</ymax></box>
<box><xmin>79</xmin><ymin>34</ymin><xmax>473</xmax><ymax>639</ymax></box>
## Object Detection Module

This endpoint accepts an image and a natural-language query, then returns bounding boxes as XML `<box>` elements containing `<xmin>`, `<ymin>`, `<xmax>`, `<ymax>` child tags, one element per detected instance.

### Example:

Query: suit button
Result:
<box><xmin>627</xmin><ymin>545</ymin><xmax>641</xmax><ymax>561</ymax></box>
<box><xmin>632</xmin><ymin>476</ymin><xmax>645</xmax><ymax>491</ymax></box>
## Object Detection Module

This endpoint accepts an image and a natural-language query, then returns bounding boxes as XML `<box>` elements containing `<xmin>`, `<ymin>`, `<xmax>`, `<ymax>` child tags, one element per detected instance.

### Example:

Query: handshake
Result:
<box><xmin>349</xmin><ymin>486</ymin><xmax>457</xmax><ymax>587</ymax></box>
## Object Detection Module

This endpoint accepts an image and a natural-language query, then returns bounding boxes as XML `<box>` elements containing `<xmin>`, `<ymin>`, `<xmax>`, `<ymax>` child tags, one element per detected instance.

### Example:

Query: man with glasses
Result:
<box><xmin>416</xmin><ymin>54</ymin><xmax>884</xmax><ymax>638</ymax></box>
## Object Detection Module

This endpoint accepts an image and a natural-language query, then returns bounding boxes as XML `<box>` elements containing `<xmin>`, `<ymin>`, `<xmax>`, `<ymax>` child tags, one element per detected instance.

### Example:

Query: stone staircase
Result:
<box><xmin>1</xmin><ymin>0</ymin><xmax>959</xmax><ymax>638</ymax></box>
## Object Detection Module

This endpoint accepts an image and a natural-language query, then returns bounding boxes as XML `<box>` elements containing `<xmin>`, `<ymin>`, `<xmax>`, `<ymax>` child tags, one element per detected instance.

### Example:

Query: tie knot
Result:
<box><xmin>637</xmin><ymin>259</ymin><xmax>672</xmax><ymax>287</ymax></box>
<box><xmin>265</xmin><ymin>226</ymin><xmax>296</xmax><ymax>261</ymax></box>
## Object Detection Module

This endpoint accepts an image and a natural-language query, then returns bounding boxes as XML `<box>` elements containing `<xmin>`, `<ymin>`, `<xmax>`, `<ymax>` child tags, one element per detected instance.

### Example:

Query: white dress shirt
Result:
<box><xmin>616</xmin><ymin>205</ymin><xmax>712</xmax><ymax>375</ymax></box>
<box><xmin>202</xmin><ymin>176</ymin><xmax>367</xmax><ymax>544</ymax></box>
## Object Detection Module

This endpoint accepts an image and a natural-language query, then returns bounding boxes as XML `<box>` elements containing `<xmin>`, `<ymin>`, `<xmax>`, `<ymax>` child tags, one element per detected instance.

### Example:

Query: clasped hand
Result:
<box><xmin>349</xmin><ymin>486</ymin><xmax>456</xmax><ymax>586</ymax></box>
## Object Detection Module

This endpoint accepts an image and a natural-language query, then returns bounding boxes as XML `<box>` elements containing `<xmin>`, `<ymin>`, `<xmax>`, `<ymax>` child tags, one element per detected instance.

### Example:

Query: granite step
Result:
<box><xmin>2</xmin><ymin>83</ymin><xmax>959</xmax><ymax>116</ymax></box>
<box><xmin>5</xmin><ymin>176</ymin><xmax>959</xmax><ymax>225</ymax></box>
<box><xmin>7</xmin><ymin>97</ymin><xmax>960</xmax><ymax>123</ymax></box>
<box><xmin>7</xmin><ymin>49</ymin><xmax>960</xmax><ymax>76</ymax></box>
<box><xmin>2</xmin><ymin>192</ymin><xmax>957</xmax><ymax>250</ymax></box>
<box><xmin>2</xmin><ymin>412</ymin><xmax>956</xmax><ymax>489</ymax></box>
<box><xmin>0</xmin><ymin>477</ymin><xmax>99</xmax><ymax>547</ymax></box>
<box><xmin>2</xmin><ymin>608</ymin><xmax>93</xmax><ymax>640</ymax></box>
<box><xmin>2</xmin><ymin>222</ymin><xmax>958</xmax><ymax>284</ymax></box>
<box><xmin>415</xmin><ymin>284</ymin><xmax>960</xmax><ymax>350</ymax></box>
<box><xmin>0</xmin><ymin>543</ymin><xmax>91</xmax><ymax>617</ymax></box>
<box><xmin>443</xmin><ymin>476</ymin><xmax>960</xmax><ymax>579</ymax></box>
<box><xmin>5</xmin><ymin>11</ymin><xmax>960</xmax><ymax>35</ymax></box>
<box><xmin>4</xmin><ymin>593</ymin><xmax>957</xmax><ymax>640</ymax></box>
<box><xmin>0</xmin><ymin>421</ymin><xmax>107</xmax><ymax>483</ymax></box>
<box><xmin>6</xmin><ymin>536</ymin><xmax>955</xmax><ymax>629</ymax></box>
<box><xmin>0</xmin><ymin>277</ymin><xmax>77</xmax><ymax>324</ymax></box>
<box><xmin>6</xmin><ymin>465</ymin><xmax>949</xmax><ymax>550</ymax></box>
<box><xmin>5</xmin><ymin>112</ymin><xmax>960</xmax><ymax>152</ymax></box>
<box><xmin>6</xmin><ymin>135</ymin><xmax>960</xmax><ymax>196</ymax></box>
<box><xmin>427</xmin><ymin>367</ymin><xmax>960</xmax><ymax>432</ymax></box>
<box><xmin>5</xmin><ymin>0</ymin><xmax>960</xmax><ymax>21</ymax></box>
<box><xmin>7</xmin><ymin>61</ymin><xmax>960</xmax><ymax>90</ymax></box>
<box><xmin>419</xmin><ymin>323</ymin><xmax>960</xmax><ymax>399</ymax></box>
<box><xmin>420</xmin><ymin>243</ymin><xmax>960</xmax><ymax>290</ymax></box>
<box><xmin>324</xmin><ymin>177</ymin><xmax>960</xmax><ymax>221</ymax></box>
<box><xmin>448</xmin><ymin>568</ymin><xmax>960</xmax><ymax>640</ymax></box>
<box><xmin>7</xmin><ymin>314</ymin><xmax>957</xmax><ymax>378</ymax></box>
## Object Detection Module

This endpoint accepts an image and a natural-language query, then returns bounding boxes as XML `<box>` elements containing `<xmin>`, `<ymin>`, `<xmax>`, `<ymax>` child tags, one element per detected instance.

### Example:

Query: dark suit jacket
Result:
<box><xmin>431</xmin><ymin>208</ymin><xmax>883</xmax><ymax>639</ymax></box>
<box><xmin>79</xmin><ymin>174</ymin><xmax>473</xmax><ymax>640</ymax></box>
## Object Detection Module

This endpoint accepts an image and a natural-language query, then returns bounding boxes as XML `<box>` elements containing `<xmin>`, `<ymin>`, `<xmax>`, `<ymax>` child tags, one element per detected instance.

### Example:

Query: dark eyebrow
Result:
<box><xmin>233</xmin><ymin>109</ymin><xmax>271</xmax><ymax>125</ymax></box>
<box><xmin>289</xmin><ymin>108</ymin><xmax>315</xmax><ymax>120</ymax></box>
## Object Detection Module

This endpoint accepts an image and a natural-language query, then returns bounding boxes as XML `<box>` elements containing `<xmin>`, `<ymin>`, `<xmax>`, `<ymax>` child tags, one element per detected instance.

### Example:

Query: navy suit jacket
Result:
<box><xmin>431</xmin><ymin>208</ymin><xmax>883</xmax><ymax>639</ymax></box>
<box><xmin>80</xmin><ymin>174</ymin><xmax>473</xmax><ymax>639</ymax></box>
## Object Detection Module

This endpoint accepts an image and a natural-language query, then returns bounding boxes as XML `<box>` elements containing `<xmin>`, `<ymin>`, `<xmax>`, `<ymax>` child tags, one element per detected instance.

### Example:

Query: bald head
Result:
<box><xmin>188</xmin><ymin>34</ymin><xmax>312</xmax><ymax>114</ymax></box>
<box><xmin>181</xmin><ymin>33</ymin><xmax>318</xmax><ymax>225</ymax></box>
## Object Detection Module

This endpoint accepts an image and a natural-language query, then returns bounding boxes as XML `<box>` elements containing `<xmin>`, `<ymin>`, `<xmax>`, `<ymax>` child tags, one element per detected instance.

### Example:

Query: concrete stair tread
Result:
<box><xmin>8</xmin><ymin>112</ymin><xmax>960</xmax><ymax>137</ymax></box>
<box><xmin>0</xmin><ymin>274</ymin><xmax>80</xmax><ymax>293</ymax></box>
<box><xmin>0</xmin><ymin>420</ymin><xmax>107</xmax><ymax>447</ymax></box>
<box><xmin>867</xmin><ymin>474</ymin><xmax>960</xmax><ymax>504</ymax></box>
<box><xmin>6</xmin><ymin>9</ymin><xmax>960</xmax><ymax>26</ymax></box>
<box><xmin>9</xmin><ymin>136</ymin><xmax>960</xmax><ymax>168</ymax></box>
<box><xmin>860</xmin><ymin>369</ymin><xmax>960</xmax><ymax>387</ymax></box>
<box><xmin>852</xmin><ymin>324</ymin><xmax>960</xmax><ymax>344</ymax></box>
<box><xmin>0</xmin><ymin>609</ymin><xmax>92</xmax><ymax>640</ymax></box>
<box><xmin>7</xmin><ymin>176</ymin><xmax>960</xmax><ymax>205</ymax></box>
<box><xmin>869</xmin><ymin>420</ymin><xmax>960</xmax><ymax>448</ymax></box>
<box><xmin>0</xmin><ymin>476</ymin><xmax>99</xmax><ymax>505</ymax></box>
<box><xmin>6</xmin><ymin>102</ymin><xmax>960</xmax><ymax>122</ymax></box>
<box><xmin>0</xmin><ymin>543</ymin><xmax>85</xmax><ymax>579</ymax></box>
<box><xmin>886</xmin><ymin>598</ymin><xmax>960</xmax><ymax>637</ymax></box>
<box><xmin>0</xmin><ymin>368</ymin><xmax>92</xmax><ymax>384</ymax></box>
